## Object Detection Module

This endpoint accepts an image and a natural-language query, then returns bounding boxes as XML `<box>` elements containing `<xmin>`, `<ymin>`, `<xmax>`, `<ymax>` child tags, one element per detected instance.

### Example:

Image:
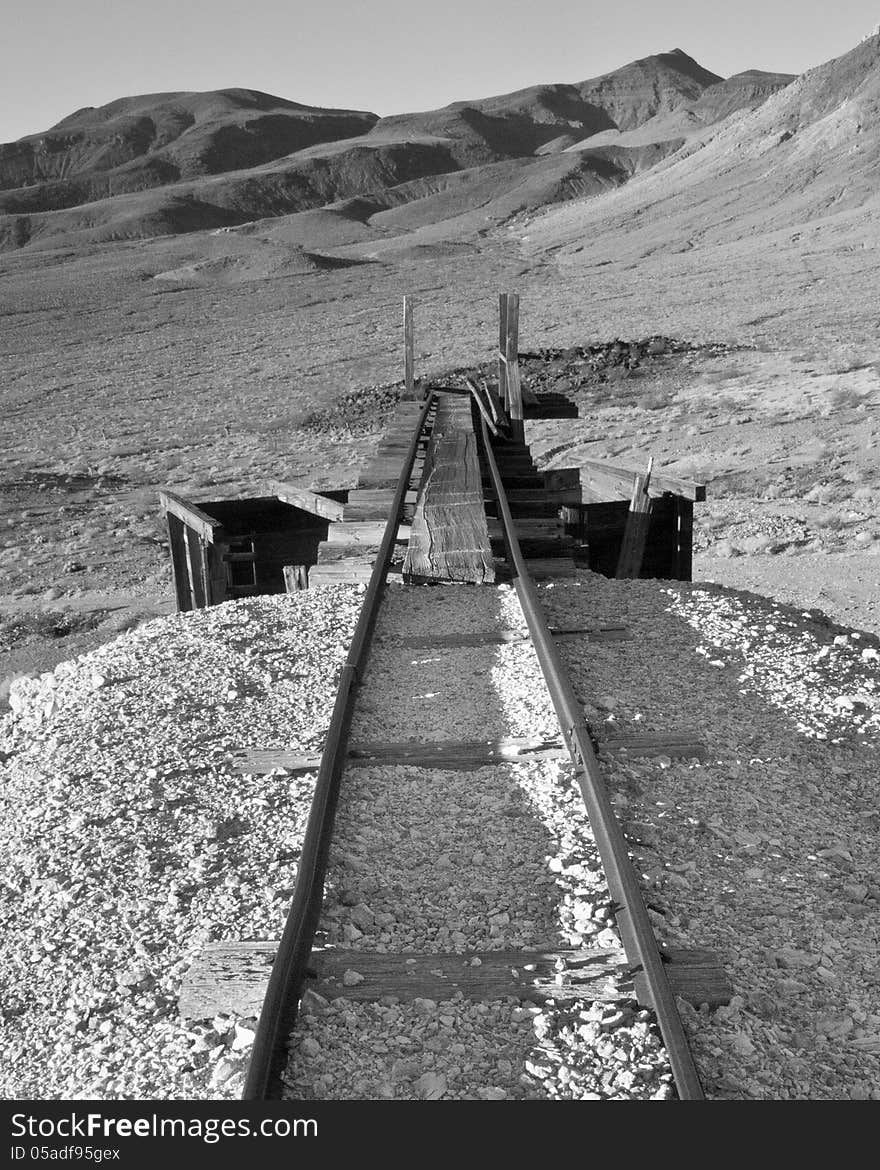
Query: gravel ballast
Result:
<box><xmin>1</xmin><ymin>570</ymin><xmax>877</xmax><ymax>1100</ymax></box>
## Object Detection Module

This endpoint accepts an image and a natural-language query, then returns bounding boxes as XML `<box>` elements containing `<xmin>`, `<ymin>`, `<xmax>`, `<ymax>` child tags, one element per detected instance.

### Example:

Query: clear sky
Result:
<box><xmin>2</xmin><ymin>0</ymin><xmax>878</xmax><ymax>142</ymax></box>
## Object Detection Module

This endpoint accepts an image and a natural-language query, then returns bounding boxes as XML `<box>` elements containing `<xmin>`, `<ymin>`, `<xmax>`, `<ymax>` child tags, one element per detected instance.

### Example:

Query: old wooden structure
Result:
<box><xmin>160</xmin><ymin>488</ymin><xmax>346</xmax><ymax>611</ymax></box>
<box><xmin>160</xmin><ymin>292</ymin><xmax>703</xmax><ymax>610</ymax></box>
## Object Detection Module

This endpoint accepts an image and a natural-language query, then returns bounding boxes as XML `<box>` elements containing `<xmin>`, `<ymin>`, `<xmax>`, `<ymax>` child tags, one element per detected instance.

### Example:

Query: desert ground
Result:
<box><xmin>2</xmin><ymin>38</ymin><xmax>880</xmax><ymax>687</ymax></box>
<box><xmin>2</xmin><ymin>220</ymin><xmax>879</xmax><ymax>697</ymax></box>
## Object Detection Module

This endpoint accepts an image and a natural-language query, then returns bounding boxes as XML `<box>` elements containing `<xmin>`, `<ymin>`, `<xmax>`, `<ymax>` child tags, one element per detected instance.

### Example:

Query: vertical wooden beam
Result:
<box><xmin>616</xmin><ymin>458</ymin><xmax>654</xmax><ymax>579</ymax></box>
<box><xmin>498</xmin><ymin>292</ymin><xmax>509</xmax><ymax>413</ymax></box>
<box><xmin>505</xmin><ymin>292</ymin><xmax>524</xmax><ymax>443</ymax></box>
<box><xmin>404</xmin><ymin>296</ymin><xmax>415</xmax><ymax>397</ymax></box>
<box><xmin>166</xmin><ymin>512</ymin><xmax>193</xmax><ymax>612</ymax></box>
<box><xmin>676</xmin><ymin>498</ymin><xmax>694</xmax><ymax>581</ymax></box>
<box><xmin>184</xmin><ymin>526</ymin><xmax>210</xmax><ymax>608</ymax></box>
<box><xmin>283</xmin><ymin>565</ymin><xmax>309</xmax><ymax>592</ymax></box>
<box><xmin>207</xmin><ymin>544</ymin><xmax>229</xmax><ymax>605</ymax></box>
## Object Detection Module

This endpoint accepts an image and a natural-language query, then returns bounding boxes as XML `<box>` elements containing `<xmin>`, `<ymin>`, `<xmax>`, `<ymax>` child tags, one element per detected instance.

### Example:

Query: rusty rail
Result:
<box><xmin>242</xmin><ymin>391</ymin><xmax>434</xmax><ymax>1100</ymax></box>
<box><xmin>478</xmin><ymin>412</ymin><xmax>705</xmax><ymax>1101</ymax></box>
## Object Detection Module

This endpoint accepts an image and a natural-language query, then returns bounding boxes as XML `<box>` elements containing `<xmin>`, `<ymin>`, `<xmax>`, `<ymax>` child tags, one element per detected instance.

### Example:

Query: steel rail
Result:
<box><xmin>242</xmin><ymin>391</ymin><xmax>435</xmax><ymax>1100</ymax></box>
<box><xmin>478</xmin><ymin>413</ymin><xmax>705</xmax><ymax>1101</ymax></box>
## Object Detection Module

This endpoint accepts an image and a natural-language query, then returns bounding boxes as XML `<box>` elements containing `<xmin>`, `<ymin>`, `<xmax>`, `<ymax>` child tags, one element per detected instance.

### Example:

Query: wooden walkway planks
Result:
<box><xmin>309</xmin><ymin>399</ymin><xmax>426</xmax><ymax>584</ymax></box>
<box><xmin>403</xmin><ymin>394</ymin><xmax>495</xmax><ymax>584</ymax></box>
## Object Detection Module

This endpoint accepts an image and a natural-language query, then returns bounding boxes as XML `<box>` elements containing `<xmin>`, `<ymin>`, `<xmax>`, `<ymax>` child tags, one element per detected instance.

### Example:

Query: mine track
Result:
<box><xmin>240</xmin><ymin>389</ymin><xmax>707</xmax><ymax>1102</ymax></box>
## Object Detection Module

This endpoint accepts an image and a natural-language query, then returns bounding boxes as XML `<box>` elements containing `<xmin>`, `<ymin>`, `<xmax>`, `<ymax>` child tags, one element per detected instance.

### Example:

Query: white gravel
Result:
<box><xmin>0</xmin><ymin>589</ymin><xmax>361</xmax><ymax>1099</ymax></box>
<box><xmin>542</xmin><ymin>573</ymin><xmax>880</xmax><ymax>1100</ymax></box>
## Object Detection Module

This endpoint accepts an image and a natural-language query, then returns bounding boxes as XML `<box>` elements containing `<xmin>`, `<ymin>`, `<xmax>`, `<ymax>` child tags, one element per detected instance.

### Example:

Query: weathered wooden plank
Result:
<box><xmin>343</xmin><ymin>489</ymin><xmax>418</xmax><ymax>521</ymax></box>
<box><xmin>403</xmin><ymin>394</ymin><xmax>495</xmax><ymax>584</ymax></box>
<box><xmin>178</xmin><ymin>943</ymin><xmax>731</xmax><ymax>1019</ymax></box>
<box><xmin>283</xmin><ymin>564</ymin><xmax>309</xmax><ymax>592</ymax></box>
<box><xmin>616</xmin><ymin>460</ymin><xmax>653</xmax><ymax>579</ymax></box>
<box><xmin>601</xmin><ymin>731</ymin><xmax>706</xmax><ymax>760</ymax></box>
<box><xmin>498</xmin><ymin>292</ymin><xmax>509</xmax><ymax>411</ymax></box>
<box><xmin>324</xmin><ymin>521</ymin><xmax>411</xmax><ymax>545</ymax></box>
<box><xmin>269</xmin><ymin>484</ymin><xmax>345</xmax><ymax>522</ymax></box>
<box><xmin>486</xmin><ymin>518</ymin><xmax>562</xmax><ymax>540</ymax></box>
<box><xmin>578</xmin><ymin>458</ymin><xmax>706</xmax><ymax>502</ymax></box>
<box><xmin>184</xmin><ymin>525</ymin><xmax>209</xmax><ymax>608</ymax></box>
<box><xmin>159</xmin><ymin>490</ymin><xmax>224</xmax><ymax>545</ymax></box>
<box><xmin>525</xmin><ymin>557</ymin><xmax>578</xmax><ymax>579</ymax></box>
<box><xmin>404</xmin><ymin>295</ymin><xmax>415</xmax><ymax>397</ymax></box>
<box><xmin>232</xmin><ymin>736</ymin><xmax>567</xmax><ymax>775</ymax></box>
<box><xmin>375</xmin><ymin>625</ymin><xmax>632</xmax><ymax>649</ymax></box>
<box><xmin>504</xmin><ymin>292</ymin><xmax>524</xmax><ymax>442</ymax></box>
<box><xmin>165</xmin><ymin>512</ymin><xmax>193</xmax><ymax>612</ymax></box>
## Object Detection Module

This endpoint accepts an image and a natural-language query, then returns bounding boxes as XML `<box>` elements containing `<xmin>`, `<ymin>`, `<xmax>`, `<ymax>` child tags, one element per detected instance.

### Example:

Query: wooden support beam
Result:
<box><xmin>503</xmin><ymin>292</ymin><xmax>524</xmax><ymax>442</ymax></box>
<box><xmin>578</xmin><ymin>458</ymin><xmax>706</xmax><ymax>502</ymax></box>
<box><xmin>404</xmin><ymin>295</ymin><xmax>415</xmax><ymax>397</ymax></box>
<box><xmin>616</xmin><ymin>458</ymin><xmax>653</xmax><ymax>579</ymax></box>
<box><xmin>270</xmin><ymin>484</ymin><xmax>345</xmax><ymax>521</ymax></box>
<box><xmin>165</xmin><ymin>512</ymin><xmax>193</xmax><ymax>612</ymax></box>
<box><xmin>498</xmin><ymin>292</ymin><xmax>509</xmax><ymax>411</ymax></box>
<box><xmin>676</xmin><ymin>497</ymin><xmax>694</xmax><ymax>582</ymax></box>
<box><xmin>159</xmin><ymin>490</ymin><xmax>224</xmax><ymax>545</ymax></box>
<box><xmin>178</xmin><ymin>943</ymin><xmax>732</xmax><ymax>1019</ymax></box>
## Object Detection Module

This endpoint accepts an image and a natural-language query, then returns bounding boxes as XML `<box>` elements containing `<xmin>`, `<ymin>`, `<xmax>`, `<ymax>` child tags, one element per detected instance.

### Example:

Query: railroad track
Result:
<box><xmin>216</xmin><ymin>388</ymin><xmax>720</xmax><ymax>1101</ymax></box>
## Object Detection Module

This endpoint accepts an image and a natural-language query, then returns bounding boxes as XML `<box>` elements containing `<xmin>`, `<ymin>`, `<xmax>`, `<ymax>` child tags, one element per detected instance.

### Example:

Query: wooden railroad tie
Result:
<box><xmin>232</xmin><ymin>730</ymin><xmax>706</xmax><ymax>775</ymax></box>
<box><xmin>376</xmin><ymin>625</ymin><xmax>633</xmax><ymax>648</ymax></box>
<box><xmin>178</xmin><ymin>943</ymin><xmax>732</xmax><ymax>1020</ymax></box>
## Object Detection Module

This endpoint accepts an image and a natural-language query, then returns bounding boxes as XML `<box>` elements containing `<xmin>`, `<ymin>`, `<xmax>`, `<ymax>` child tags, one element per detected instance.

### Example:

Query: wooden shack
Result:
<box><xmin>160</xmin><ymin>485</ymin><xmax>347</xmax><ymax>612</ymax></box>
<box><xmin>557</xmin><ymin>458</ymin><xmax>704</xmax><ymax>581</ymax></box>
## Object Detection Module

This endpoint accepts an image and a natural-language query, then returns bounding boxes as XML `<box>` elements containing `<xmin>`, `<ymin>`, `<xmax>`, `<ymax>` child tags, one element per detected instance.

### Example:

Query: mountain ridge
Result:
<box><xmin>0</xmin><ymin>48</ymin><xmax>798</xmax><ymax>253</ymax></box>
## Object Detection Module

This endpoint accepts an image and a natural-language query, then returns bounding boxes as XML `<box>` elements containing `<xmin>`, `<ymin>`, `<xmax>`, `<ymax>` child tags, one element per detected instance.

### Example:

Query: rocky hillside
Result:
<box><xmin>525</xmin><ymin>34</ymin><xmax>880</xmax><ymax>257</ymax></box>
<box><xmin>0</xmin><ymin>50</ymin><xmax>792</xmax><ymax>252</ymax></box>
<box><xmin>0</xmin><ymin>90</ymin><xmax>378</xmax><ymax>211</ymax></box>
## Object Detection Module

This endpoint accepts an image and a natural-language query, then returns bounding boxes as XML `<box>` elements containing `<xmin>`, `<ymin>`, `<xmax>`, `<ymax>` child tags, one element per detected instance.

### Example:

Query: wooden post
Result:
<box><xmin>676</xmin><ymin>497</ymin><xmax>694</xmax><ymax>581</ymax></box>
<box><xmin>505</xmin><ymin>292</ymin><xmax>523</xmax><ymax>442</ymax></box>
<box><xmin>165</xmin><ymin>512</ymin><xmax>193</xmax><ymax>612</ymax></box>
<box><xmin>616</xmin><ymin>457</ymin><xmax>654</xmax><ymax>579</ymax></box>
<box><xmin>404</xmin><ymin>295</ymin><xmax>415</xmax><ymax>397</ymax></box>
<box><xmin>498</xmin><ymin>292</ymin><xmax>509</xmax><ymax>413</ymax></box>
<box><xmin>283</xmin><ymin>564</ymin><xmax>309</xmax><ymax>592</ymax></box>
